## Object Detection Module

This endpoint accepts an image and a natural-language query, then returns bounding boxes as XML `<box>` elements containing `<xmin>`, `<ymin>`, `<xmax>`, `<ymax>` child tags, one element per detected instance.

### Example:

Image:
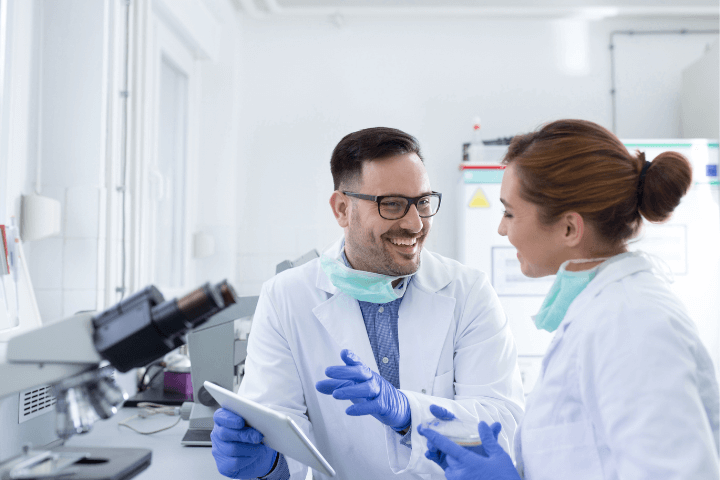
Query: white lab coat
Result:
<box><xmin>238</xmin><ymin>239</ymin><xmax>525</xmax><ymax>480</ymax></box>
<box><xmin>516</xmin><ymin>252</ymin><xmax>720</xmax><ymax>480</ymax></box>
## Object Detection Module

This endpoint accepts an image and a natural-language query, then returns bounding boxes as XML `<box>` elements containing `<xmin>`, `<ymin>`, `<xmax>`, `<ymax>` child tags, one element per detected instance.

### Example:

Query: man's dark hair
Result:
<box><xmin>330</xmin><ymin>127</ymin><xmax>423</xmax><ymax>190</ymax></box>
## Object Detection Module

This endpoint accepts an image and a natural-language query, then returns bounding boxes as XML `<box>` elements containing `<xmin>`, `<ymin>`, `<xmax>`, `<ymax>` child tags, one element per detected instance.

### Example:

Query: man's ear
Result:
<box><xmin>330</xmin><ymin>191</ymin><xmax>350</xmax><ymax>228</ymax></box>
<box><xmin>560</xmin><ymin>211</ymin><xmax>584</xmax><ymax>248</ymax></box>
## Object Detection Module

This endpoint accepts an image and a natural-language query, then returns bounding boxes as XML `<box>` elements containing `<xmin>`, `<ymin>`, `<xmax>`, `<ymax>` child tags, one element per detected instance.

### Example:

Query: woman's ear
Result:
<box><xmin>561</xmin><ymin>211</ymin><xmax>584</xmax><ymax>248</ymax></box>
<box><xmin>329</xmin><ymin>191</ymin><xmax>350</xmax><ymax>228</ymax></box>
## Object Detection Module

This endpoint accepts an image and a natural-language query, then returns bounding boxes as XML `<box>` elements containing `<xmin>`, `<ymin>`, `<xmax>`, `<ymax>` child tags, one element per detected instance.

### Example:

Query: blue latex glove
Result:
<box><xmin>211</xmin><ymin>408</ymin><xmax>278</xmax><ymax>479</ymax></box>
<box><xmin>423</xmin><ymin>405</ymin><xmax>499</xmax><ymax>468</ymax></box>
<box><xmin>418</xmin><ymin>420</ymin><xmax>520</xmax><ymax>480</ymax></box>
<box><xmin>315</xmin><ymin>349</ymin><xmax>411</xmax><ymax>431</ymax></box>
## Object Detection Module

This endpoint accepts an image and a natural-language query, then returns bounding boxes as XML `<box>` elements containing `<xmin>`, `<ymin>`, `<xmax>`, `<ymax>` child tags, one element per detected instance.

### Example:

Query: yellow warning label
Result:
<box><xmin>469</xmin><ymin>187</ymin><xmax>490</xmax><ymax>208</ymax></box>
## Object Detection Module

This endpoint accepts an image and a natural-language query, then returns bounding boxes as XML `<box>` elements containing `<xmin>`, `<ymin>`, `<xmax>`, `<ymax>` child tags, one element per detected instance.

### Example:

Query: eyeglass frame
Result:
<box><xmin>341</xmin><ymin>191</ymin><xmax>442</xmax><ymax>220</ymax></box>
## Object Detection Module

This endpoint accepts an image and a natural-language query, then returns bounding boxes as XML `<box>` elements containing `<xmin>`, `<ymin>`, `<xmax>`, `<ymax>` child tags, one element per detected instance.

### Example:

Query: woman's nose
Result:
<box><xmin>498</xmin><ymin>218</ymin><xmax>507</xmax><ymax>236</ymax></box>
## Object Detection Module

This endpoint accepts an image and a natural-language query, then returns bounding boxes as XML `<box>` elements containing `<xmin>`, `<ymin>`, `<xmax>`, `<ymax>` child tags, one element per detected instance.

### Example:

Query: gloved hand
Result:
<box><xmin>422</xmin><ymin>405</ymin><xmax>500</xmax><ymax>468</ymax></box>
<box><xmin>418</xmin><ymin>420</ymin><xmax>520</xmax><ymax>480</ymax></box>
<box><xmin>211</xmin><ymin>408</ymin><xmax>278</xmax><ymax>479</ymax></box>
<box><xmin>315</xmin><ymin>349</ymin><xmax>411</xmax><ymax>431</ymax></box>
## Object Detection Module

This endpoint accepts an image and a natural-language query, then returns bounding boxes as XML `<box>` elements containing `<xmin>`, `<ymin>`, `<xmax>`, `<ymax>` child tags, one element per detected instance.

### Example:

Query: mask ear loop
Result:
<box><xmin>566</xmin><ymin>257</ymin><xmax>611</xmax><ymax>265</ymax></box>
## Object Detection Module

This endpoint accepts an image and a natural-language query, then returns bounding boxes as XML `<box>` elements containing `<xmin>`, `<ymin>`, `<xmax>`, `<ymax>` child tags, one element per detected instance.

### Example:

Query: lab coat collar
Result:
<box><xmin>563</xmin><ymin>251</ymin><xmax>659</xmax><ymax>323</ymax></box>
<box><xmin>315</xmin><ymin>237</ymin><xmax>453</xmax><ymax>295</ymax></box>
<box><xmin>540</xmin><ymin>252</ymin><xmax>659</xmax><ymax>369</ymax></box>
<box><xmin>312</xmin><ymin>237</ymin><xmax>456</xmax><ymax>378</ymax></box>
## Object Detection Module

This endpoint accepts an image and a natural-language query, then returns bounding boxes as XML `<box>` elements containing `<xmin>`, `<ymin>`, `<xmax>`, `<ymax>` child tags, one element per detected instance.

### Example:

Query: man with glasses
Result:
<box><xmin>211</xmin><ymin>128</ymin><xmax>524</xmax><ymax>480</ymax></box>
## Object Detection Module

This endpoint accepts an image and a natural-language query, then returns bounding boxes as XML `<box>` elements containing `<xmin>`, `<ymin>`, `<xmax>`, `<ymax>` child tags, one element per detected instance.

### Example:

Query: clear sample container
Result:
<box><xmin>420</xmin><ymin>417</ymin><xmax>482</xmax><ymax>448</ymax></box>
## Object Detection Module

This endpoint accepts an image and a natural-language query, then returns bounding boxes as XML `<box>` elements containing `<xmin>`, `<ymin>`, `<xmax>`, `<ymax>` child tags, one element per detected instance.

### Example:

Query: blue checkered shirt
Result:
<box><xmin>341</xmin><ymin>250</ymin><xmax>406</xmax><ymax>389</ymax></box>
<box><xmin>339</xmin><ymin>249</ymin><xmax>413</xmax><ymax>447</ymax></box>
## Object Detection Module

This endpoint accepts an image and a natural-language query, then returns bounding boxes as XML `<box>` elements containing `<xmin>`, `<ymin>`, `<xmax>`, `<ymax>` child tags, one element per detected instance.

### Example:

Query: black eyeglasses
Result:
<box><xmin>342</xmin><ymin>191</ymin><xmax>442</xmax><ymax>220</ymax></box>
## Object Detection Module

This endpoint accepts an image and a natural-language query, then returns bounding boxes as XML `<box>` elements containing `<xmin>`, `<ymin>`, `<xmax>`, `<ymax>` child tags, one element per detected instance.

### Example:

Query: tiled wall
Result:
<box><xmin>27</xmin><ymin>186</ymin><xmax>105</xmax><ymax>323</ymax></box>
<box><xmin>24</xmin><ymin>1</ymin><xmax>108</xmax><ymax>324</ymax></box>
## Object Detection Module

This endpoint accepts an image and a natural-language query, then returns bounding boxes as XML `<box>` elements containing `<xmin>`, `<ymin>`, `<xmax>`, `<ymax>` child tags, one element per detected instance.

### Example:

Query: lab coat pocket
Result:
<box><xmin>521</xmin><ymin>420</ymin><xmax>602</xmax><ymax>480</ymax></box>
<box><xmin>432</xmin><ymin>370</ymin><xmax>454</xmax><ymax>399</ymax></box>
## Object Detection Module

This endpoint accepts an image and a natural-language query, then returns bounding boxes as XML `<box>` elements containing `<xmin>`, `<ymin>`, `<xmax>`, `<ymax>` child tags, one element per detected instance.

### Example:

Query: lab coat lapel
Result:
<box><xmin>398</xmin><ymin>249</ymin><xmax>456</xmax><ymax>393</ymax></box>
<box><xmin>312</xmin><ymin>294</ymin><xmax>378</xmax><ymax>371</ymax></box>
<box><xmin>312</xmin><ymin>255</ymin><xmax>379</xmax><ymax>372</ymax></box>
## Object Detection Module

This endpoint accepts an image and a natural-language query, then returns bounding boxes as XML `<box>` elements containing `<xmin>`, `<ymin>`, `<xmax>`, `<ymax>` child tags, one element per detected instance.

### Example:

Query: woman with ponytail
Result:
<box><xmin>418</xmin><ymin>119</ymin><xmax>719</xmax><ymax>480</ymax></box>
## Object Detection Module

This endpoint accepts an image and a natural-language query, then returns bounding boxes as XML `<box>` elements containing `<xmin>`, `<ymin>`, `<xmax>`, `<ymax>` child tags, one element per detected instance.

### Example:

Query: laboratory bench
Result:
<box><xmin>64</xmin><ymin>407</ymin><xmax>226</xmax><ymax>480</ymax></box>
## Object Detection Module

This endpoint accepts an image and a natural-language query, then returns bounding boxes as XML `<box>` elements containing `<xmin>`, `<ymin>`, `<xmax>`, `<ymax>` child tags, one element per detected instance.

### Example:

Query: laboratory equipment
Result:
<box><xmin>275</xmin><ymin>249</ymin><xmax>319</xmax><ymax>274</ymax></box>
<box><xmin>0</xmin><ymin>279</ymin><xmax>240</xmax><ymax>479</ymax></box>
<box><xmin>180</xmin><ymin>248</ymin><xmax>319</xmax><ymax>446</ymax></box>
<box><xmin>180</xmin><ymin>296</ymin><xmax>258</xmax><ymax>446</ymax></box>
<box><xmin>457</xmin><ymin>139</ymin><xmax>720</xmax><ymax>394</ymax></box>
<box><xmin>465</xmin><ymin>117</ymin><xmax>486</xmax><ymax>163</ymax></box>
<box><xmin>204</xmin><ymin>381</ymin><xmax>336</xmax><ymax>477</ymax></box>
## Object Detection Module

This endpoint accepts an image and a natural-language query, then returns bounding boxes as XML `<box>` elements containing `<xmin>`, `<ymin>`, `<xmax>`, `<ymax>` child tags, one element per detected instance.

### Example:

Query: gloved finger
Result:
<box><xmin>429</xmin><ymin>404</ymin><xmax>456</xmax><ymax>421</ymax></box>
<box><xmin>490</xmin><ymin>421</ymin><xmax>502</xmax><ymax>440</ymax></box>
<box><xmin>344</xmin><ymin>399</ymin><xmax>380</xmax><ymax>417</ymax></box>
<box><xmin>211</xmin><ymin>423</ymin><xmax>264</xmax><ymax>444</ymax></box>
<box><xmin>315</xmin><ymin>378</ymin><xmax>355</xmax><ymax>395</ymax></box>
<box><xmin>418</xmin><ymin>427</ymin><xmax>441</xmax><ymax>454</ymax></box>
<box><xmin>424</xmin><ymin>449</ymin><xmax>446</xmax><ymax>468</ymax></box>
<box><xmin>340</xmin><ymin>349</ymin><xmax>365</xmax><ymax>367</ymax></box>
<box><xmin>212</xmin><ymin>443</ymin><xmax>252</xmax><ymax>478</ymax></box>
<box><xmin>213</xmin><ymin>408</ymin><xmax>246</xmax><ymax>429</ymax></box>
<box><xmin>324</xmin><ymin>364</ymin><xmax>373</xmax><ymax>382</ymax></box>
<box><xmin>211</xmin><ymin>429</ymin><xmax>268</xmax><ymax>457</ymax></box>
<box><xmin>330</xmin><ymin>379</ymin><xmax>379</xmax><ymax>400</ymax></box>
<box><xmin>417</xmin><ymin>425</ymin><xmax>468</xmax><ymax>460</ymax></box>
<box><xmin>478</xmin><ymin>421</ymin><xmax>505</xmax><ymax>456</ymax></box>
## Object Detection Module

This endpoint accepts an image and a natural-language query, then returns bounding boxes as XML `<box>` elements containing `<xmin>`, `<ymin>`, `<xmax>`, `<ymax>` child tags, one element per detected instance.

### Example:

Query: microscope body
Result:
<box><xmin>180</xmin><ymin>296</ymin><xmax>258</xmax><ymax>446</ymax></box>
<box><xmin>0</xmin><ymin>281</ymin><xmax>238</xmax><ymax>479</ymax></box>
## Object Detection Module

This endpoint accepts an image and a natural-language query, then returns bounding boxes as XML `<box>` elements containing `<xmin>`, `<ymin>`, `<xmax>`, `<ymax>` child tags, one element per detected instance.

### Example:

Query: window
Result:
<box><xmin>151</xmin><ymin>56</ymin><xmax>188</xmax><ymax>289</ymax></box>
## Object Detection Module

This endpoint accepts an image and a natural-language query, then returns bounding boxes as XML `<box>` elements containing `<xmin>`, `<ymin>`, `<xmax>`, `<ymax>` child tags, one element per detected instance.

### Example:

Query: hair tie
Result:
<box><xmin>637</xmin><ymin>160</ymin><xmax>652</xmax><ymax>206</ymax></box>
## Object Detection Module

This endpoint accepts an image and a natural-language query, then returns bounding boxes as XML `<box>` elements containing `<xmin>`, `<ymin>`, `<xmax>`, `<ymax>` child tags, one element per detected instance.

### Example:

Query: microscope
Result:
<box><xmin>0</xmin><ymin>280</ymin><xmax>239</xmax><ymax>480</ymax></box>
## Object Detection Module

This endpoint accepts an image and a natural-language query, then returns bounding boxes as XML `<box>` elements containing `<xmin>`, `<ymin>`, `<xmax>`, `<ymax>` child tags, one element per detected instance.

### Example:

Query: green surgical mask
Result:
<box><xmin>320</xmin><ymin>254</ymin><xmax>411</xmax><ymax>304</ymax></box>
<box><xmin>532</xmin><ymin>258</ymin><xmax>606</xmax><ymax>333</ymax></box>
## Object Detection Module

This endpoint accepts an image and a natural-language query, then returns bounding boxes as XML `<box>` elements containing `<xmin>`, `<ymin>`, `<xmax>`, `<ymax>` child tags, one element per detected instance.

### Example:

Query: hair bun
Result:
<box><xmin>638</xmin><ymin>151</ymin><xmax>692</xmax><ymax>223</ymax></box>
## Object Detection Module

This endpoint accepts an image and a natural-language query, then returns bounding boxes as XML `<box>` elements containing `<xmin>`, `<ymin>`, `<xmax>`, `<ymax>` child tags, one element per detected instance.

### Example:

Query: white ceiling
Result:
<box><xmin>235</xmin><ymin>0</ymin><xmax>719</xmax><ymax>17</ymax></box>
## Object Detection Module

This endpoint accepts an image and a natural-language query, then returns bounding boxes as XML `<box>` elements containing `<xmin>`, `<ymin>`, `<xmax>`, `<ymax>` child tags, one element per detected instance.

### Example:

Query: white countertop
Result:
<box><xmin>64</xmin><ymin>407</ymin><xmax>226</xmax><ymax>480</ymax></box>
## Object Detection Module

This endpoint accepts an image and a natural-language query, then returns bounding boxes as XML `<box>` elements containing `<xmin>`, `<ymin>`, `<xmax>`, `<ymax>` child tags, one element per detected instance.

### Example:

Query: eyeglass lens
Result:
<box><xmin>379</xmin><ymin>195</ymin><xmax>440</xmax><ymax>219</ymax></box>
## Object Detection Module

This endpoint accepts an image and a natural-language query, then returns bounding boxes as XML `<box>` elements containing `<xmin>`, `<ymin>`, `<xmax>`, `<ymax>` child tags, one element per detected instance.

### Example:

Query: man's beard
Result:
<box><xmin>345</xmin><ymin>214</ymin><xmax>424</xmax><ymax>276</ymax></box>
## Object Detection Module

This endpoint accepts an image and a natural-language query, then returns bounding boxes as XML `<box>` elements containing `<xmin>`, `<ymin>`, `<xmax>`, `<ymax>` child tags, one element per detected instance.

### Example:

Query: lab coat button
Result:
<box><xmin>421</xmin><ymin>389</ymin><xmax>426</xmax><ymax>394</ymax></box>
<box><xmin>378</xmin><ymin>307</ymin><xmax>384</xmax><ymax>313</ymax></box>
<box><xmin>382</xmin><ymin>357</ymin><xmax>389</xmax><ymax>364</ymax></box>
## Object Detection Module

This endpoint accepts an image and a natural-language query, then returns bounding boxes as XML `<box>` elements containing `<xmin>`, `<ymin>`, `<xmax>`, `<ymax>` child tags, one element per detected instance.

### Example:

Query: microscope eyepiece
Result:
<box><xmin>92</xmin><ymin>280</ymin><xmax>238</xmax><ymax>373</ymax></box>
<box><xmin>174</xmin><ymin>283</ymin><xmax>225</xmax><ymax>326</ymax></box>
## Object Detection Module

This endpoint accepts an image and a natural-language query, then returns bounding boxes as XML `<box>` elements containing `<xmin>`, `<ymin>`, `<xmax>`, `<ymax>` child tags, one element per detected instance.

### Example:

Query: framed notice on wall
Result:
<box><xmin>491</xmin><ymin>246</ymin><xmax>555</xmax><ymax>297</ymax></box>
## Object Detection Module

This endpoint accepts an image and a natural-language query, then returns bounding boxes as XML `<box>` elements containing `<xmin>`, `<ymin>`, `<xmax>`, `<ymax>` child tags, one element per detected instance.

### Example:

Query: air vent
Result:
<box><xmin>19</xmin><ymin>385</ymin><xmax>56</xmax><ymax>423</ymax></box>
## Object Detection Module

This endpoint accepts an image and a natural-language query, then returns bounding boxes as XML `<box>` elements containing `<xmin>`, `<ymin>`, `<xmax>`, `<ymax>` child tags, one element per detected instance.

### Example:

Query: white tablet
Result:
<box><xmin>203</xmin><ymin>381</ymin><xmax>336</xmax><ymax>477</ymax></box>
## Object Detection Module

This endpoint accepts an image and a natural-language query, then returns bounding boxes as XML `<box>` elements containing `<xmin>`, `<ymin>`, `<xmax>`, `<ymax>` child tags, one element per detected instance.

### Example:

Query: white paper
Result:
<box><xmin>492</xmin><ymin>246</ymin><xmax>555</xmax><ymax>296</ymax></box>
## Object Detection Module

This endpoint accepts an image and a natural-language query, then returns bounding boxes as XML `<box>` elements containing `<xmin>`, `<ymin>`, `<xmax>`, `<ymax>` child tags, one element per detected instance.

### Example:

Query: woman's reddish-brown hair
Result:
<box><xmin>502</xmin><ymin>119</ymin><xmax>692</xmax><ymax>246</ymax></box>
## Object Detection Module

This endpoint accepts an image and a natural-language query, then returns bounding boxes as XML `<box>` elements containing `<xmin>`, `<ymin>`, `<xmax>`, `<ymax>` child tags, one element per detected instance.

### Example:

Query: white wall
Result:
<box><xmin>233</xmin><ymin>14</ymin><xmax>719</xmax><ymax>295</ymax></box>
<box><xmin>193</xmin><ymin>0</ymin><xmax>243</xmax><ymax>290</ymax></box>
<box><xmin>0</xmin><ymin>0</ymin><xmax>41</xmax><ymax>228</ymax></box>
<box><xmin>681</xmin><ymin>39</ymin><xmax>719</xmax><ymax>138</ymax></box>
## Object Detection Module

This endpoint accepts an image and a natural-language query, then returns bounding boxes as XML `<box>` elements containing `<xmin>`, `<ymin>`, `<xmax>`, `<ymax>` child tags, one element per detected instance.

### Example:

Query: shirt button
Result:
<box><xmin>378</xmin><ymin>307</ymin><xmax>384</xmax><ymax>313</ymax></box>
<box><xmin>421</xmin><ymin>389</ymin><xmax>427</xmax><ymax>394</ymax></box>
<box><xmin>382</xmin><ymin>357</ymin><xmax>389</xmax><ymax>364</ymax></box>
